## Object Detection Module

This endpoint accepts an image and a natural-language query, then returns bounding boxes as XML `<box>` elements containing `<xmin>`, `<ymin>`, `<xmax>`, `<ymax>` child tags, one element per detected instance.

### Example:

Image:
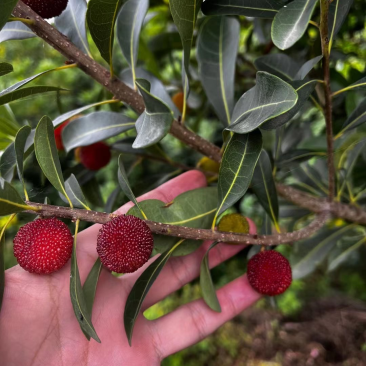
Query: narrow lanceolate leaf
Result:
<box><xmin>87</xmin><ymin>0</ymin><xmax>123</xmax><ymax>67</ymax></box>
<box><xmin>169</xmin><ymin>0</ymin><xmax>203</xmax><ymax>75</ymax></box>
<box><xmin>0</xmin><ymin>86</ymin><xmax>65</xmax><ymax>106</ymax></box>
<box><xmin>291</xmin><ymin>225</ymin><xmax>355</xmax><ymax>280</ymax></box>
<box><xmin>251</xmin><ymin>150</ymin><xmax>279</xmax><ymax>228</ymax></box>
<box><xmin>328</xmin><ymin>0</ymin><xmax>354</xmax><ymax>51</ymax></box>
<box><xmin>62</xmin><ymin>112</ymin><xmax>135</xmax><ymax>151</ymax></box>
<box><xmin>0</xmin><ymin>178</ymin><xmax>29</xmax><ymax>216</ymax></box>
<box><xmin>118</xmin><ymin>155</ymin><xmax>146</xmax><ymax>219</ymax></box>
<box><xmin>197</xmin><ymin>16</ymin><xmax>239</xmax><ymax>125</ymax></box>
<box><xmin>0</xmin><ymin>62</ymin><xmax>13</xmax><ymax>77</ymax></box>
<box><xmin>294</xmin><ymin>56</ymin><xmax>322</xmax><ymax>80</ymax></box>
<box><xmin>272</xmin><ymin>0</ymin><xmax>318</xmax><ymax>50</ymax></box>
<box><xmin>82</xmin><ymin>258</ymin><xmax>103</xmax><ymax>340</ymax></box>
<box><xmin>200</xmin><ymin>241</ymin><xmax>221</xmax><ymax>312</ymax></box>
<box><xmin>128</xmin><ymin>187</ymin><xmax>217</xmax><ymax>256</ymax></box>
<box><xmin>55</xmin><ymin>0</ymin><xmax>90</xmax><ymax>56</ymax></box>
<box><xmin>201</xmin><ymin>0</ymin><xmax>282</xmax><ymax>18</ymax></box>
<box><xmin>117</xmin><ymin>0</ymin><xmax>149</xmax><ymax>85</ymax></box>
<box><xmin>254</xmin><ymin>54</ymin><xmax>301</xmax><ymax>81</ymax></box>
<box><xmin>215</xmin><ymin>130</ymin><xmax>263</xmax><ymax>223</ymax></box>
<box><xmin>227</xmin><ymin>72</ymin><xmax>298</xmax><ymax>134</ymax></box>
<box><xmin>70</xmin><ymin>220</ymin><xmax>101</xmax><ymax>343</ymax></box>
<box><xmin>125</xmin><ymin>242</ymin><xmax>182</xmax><ymax>345</ymax></box>
<box><xmin>34</xmin><ymin>116</ymin><xmax>70</xmax><ymax>204</ymax></box>
<box><xmin>0</xmin><ymin>21</ymin><xmax>35</xmax><ymax>43</ymax></box>
<box><xmin>133</xmin><ymin>79</ymin><xmax>174</xmax><ymax>149</ymax></box>
<box><xmin>341</xmin><ymin>99</ymin><xmax>366</xmax><ymax>134</ymax></box>
<box><xmin>64</xmin><ymin>174</ymin><xmax>90</xmax><ymax>210</ymax></box>
<box><xmin>0</xmin><ymin>0</ymin><xmax>18</xmax><ymax>32</ymax></box>
<box><xmin>262</xmin><ymin>80</ymin><xmax>317</xmax><ymax>130</ymax></box>
<box><xmin>14</xmin><ymin>125</ymin><xmax>31</xmax><ymax>197</ymax></box>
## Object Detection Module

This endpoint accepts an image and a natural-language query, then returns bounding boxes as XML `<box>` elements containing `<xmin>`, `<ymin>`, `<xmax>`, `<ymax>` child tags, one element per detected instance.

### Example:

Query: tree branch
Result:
<box><xmin>24</xmin><ymin>202</ymin><xmax>330</xmax><ymax>245</ymax></box>
<box><xmin>320</xmin><ymin>0</ymin><xmax>336</xmax><ymax>201</ymax></box>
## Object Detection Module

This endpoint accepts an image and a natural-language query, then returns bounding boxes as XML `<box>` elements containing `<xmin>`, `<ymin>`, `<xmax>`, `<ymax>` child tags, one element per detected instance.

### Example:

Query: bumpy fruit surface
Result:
<box><xmin>172</xmin><ymin>91</ymin><xmax>185</xmax><ymax>114</ymax></box>
<box><xmin>23</xmin><ymin>0</ymin><xmax>69</xmax><ymax>19</ymax></box>
<box><xmin>75</xmin><ymin>142</ymin><xmax>111</xmax><ymax>171</ymax></box>
<box><xmin>97</xmin><ymin>215</ymin><xmax>154</xmax><ymax>273</ymax></box>
<box><xmin>54</xmin><ymin>121</ymin><xmax>69</xmax><ymax>151</ymax></box>
<box><xmin>218</xmin><ymin>213</ymin><xmax>249</xmax><ymax>234</ymax></box>
<box><xmin>13</xmin><ymin>218</ymin><xmax>73</xmax><ymax>274</ymax></box>
<box><xmin>247</xmin><ymin>250</ymin><xmax>292</xmax><ymax>296</ymax></box>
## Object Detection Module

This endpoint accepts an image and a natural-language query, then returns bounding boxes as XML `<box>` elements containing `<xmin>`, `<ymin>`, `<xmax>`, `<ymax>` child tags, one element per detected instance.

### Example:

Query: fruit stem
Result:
<box><xmin>8</xmin><ymin>17</ymin><xmax>35</xmax><ymax>25</ymax></box>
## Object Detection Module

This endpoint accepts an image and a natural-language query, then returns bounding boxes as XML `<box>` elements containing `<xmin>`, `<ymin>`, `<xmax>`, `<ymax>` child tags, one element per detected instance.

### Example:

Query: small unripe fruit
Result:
<box><xmin>172</xmin><ymin>91</ymin><xmax>185</xmax><ymax>114</ymax></box>
<box><xmin>54</xmin><ymin>121</ymin><xmax>69</xmax><ymax>151</ymax></box>
<box><xmin>97</xmin><ymin>215</ymin><xmax>154</xmax><ymax>273</ymax></box>
<box><xmin>218</xmin><ymin>213</ymin><xmax>249</xmax><ymax>234</ymax></box>
<box><xmin>247</xmin><ymin>250</ymin><xmax>292</xmax><ymax>296</ymax></box>
<box><xmin>197</xmin><ymin>156</ymin><xmax>220</xmax><ymax>174</ymax></box>
<box><xmin>75</xmin><ymin>142</ymin><xmax>111</xmax><ymax>171</ymax></box>
<box><xmin>23</xmin><ymin>0</ymin><xmax>69</xmax><ymax>19</ymax></box>
<box><xmin>13</xmin><ymin>218</ymin><xmax>73</xmax><ymax>274</ymax></box>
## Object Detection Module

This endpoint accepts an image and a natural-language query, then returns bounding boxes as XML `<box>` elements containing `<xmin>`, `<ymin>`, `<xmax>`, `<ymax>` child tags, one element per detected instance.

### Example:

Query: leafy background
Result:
<box><xmin>1</xmin><ymin>0</ymin><xmax>366</xmax><ymax>364</ymax></box>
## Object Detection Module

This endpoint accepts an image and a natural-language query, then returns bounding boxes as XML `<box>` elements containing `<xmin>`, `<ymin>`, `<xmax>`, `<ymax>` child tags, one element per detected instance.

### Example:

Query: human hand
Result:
<box><xmin>0</xmin><ymin>171</ymin><xmax>260</xmax><ymax>366</ymax></box>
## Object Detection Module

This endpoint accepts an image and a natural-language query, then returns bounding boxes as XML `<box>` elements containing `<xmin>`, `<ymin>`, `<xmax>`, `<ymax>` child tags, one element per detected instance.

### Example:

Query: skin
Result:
<box><xmin>0</xmin><ymin>170</ymin><xmax>261</xmax><ymax>366</ymax></box>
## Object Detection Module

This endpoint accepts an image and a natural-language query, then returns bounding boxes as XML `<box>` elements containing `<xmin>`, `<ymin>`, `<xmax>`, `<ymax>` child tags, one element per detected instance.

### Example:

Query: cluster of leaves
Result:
<box><xmin>0</xmin><ymin>0</ymin><xmax>366</xmax><ymax>346</ymax></box>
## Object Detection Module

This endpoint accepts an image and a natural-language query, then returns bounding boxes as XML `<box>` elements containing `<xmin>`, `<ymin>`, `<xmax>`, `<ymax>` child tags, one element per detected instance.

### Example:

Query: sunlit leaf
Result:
<box><xmin>201</xmin><ymin>0</ymin><xmax>282</xmax><ymax>18</ymax></box>
<box><xmin>197</xmin><ymin>16</ymin><xmax>239</xmax><ymax>125</ymax></box>
<box><xmin>200</xmin><ymin>241</ymin><xmax>221</xmax><ymax>312</ymax></box>
<box><xmin>62</xmin><ymin>112</ymin><xmax>135</xmax><ymax>151</ymax></box>
<box><xmin>227</xmin><ymin>72</ymin><xmax>298</xmax><ymax>133</ymax></box>
<box><xmin>272</xmin><ymin>0</ymin><xmax>318</xmax><ymax>50</ymax></box>
<box><xmin>215</xmin><ymin>130</ymin><xmax>262</xmax><ymax>222</ymax></box>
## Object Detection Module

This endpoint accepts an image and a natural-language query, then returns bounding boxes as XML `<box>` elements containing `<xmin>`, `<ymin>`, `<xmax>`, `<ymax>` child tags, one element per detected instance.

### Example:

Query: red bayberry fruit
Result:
<box><xmin>75</xmin><ymin>142</ymin><xmax>111</xmax><ymax>171</ymax></box>
<box><xmin>54</xmin><ymin>121</ymin><xmax>69</xmax><ymax>151</ymax></box>
<box><xmin>23</xmin><ymin>0</ymin><xmax>69</xmax><ymax>19</ymax></box>
<box><xmin>13</xmin><ymin>218</ymin><xmax>73</xmax><ymax>274</ymax></box>
<box><xmin>97</xmin><ymin>215</ymin><xmax>154</xmax><ymax>273</ymax></box>
<box><xmin>247</xmin><ymin>250</ymin><xmax>292</xmax><ymax>296</ymax></box>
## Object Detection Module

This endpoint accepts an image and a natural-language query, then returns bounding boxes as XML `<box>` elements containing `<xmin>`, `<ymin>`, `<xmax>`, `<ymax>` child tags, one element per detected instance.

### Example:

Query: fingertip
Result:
<box><xmin>246</xmin><ymin>217</ymin><xmax>257</xmax><ymax>235</ymax></box>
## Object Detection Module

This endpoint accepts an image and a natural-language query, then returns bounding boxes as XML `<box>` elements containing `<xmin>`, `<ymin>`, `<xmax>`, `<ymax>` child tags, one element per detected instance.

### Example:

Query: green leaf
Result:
<box><xmin>82</xmin><ymin>176</ymin><xmax>105</xmax><ymax>208</ymax></box>
<box><xmin>14</xmin><ymin>125</ymin><xmax>31</xmax><ymax>197</ymax></box>
<box><xmin>62</xmin><ymin>112</ymin><xmax>135</xmax><ymax>151</ymax></box>
<box><xmin>0</xmin><ymin>178</ymin><xmax>29</xmax><ymax>216</ymax></box>
<box><xmin>277</xmin><ymin>149</ymin><xmax>325</xmax><ymax>167</ymax></box>
<box><xmin>200</xmin><ymin>241</ymin><xmax>221</xmax><ymax>312</ymax></box>
<box><xmin>201</xmin><ymin>0</ymin><xmax>282</xmax><ymax>18</ymax></box>
<box><xmin>261</xmin><ymin>80</ymin><xmax>317</xmax><ymax>130</ymax></box>
<box><xmin>87</xmin><ymin>0</ymin><xmax>123</xmax><ymax>68</ymax></box>
<box><xmin>34</xmin><ymin>116</ymin><xmax>70</xmax><ymax>204</ymax></box>
<box><xmin>254</xmin><ymin>54</ymin><xmax>300</xmax><ymax>81</ymax></box>
<box><xmin>0</xmin><ymin>62</ymin><xmax>13</xmax><ymax>77</ymax></box>
<box><xmin>124</xmin><ymin>241</ymin><xmax>182</xmax><ymax>345</ymax></box>
<box><xmin>63</xmin><ymin>174</ymin><xmax>90</xmax><ymax>210</ymax></box>
<box><xmin>328</xmin><ymin>0</ymin><xmax>353</xmax><ymax>51</ymax></box>
<box><xmin>128</xmin><ymin>187</ymin><xmax>218</xmax><ymax>256</ymax></box>
<box><xmin>227</xmin><ymin>72</ymin><xmax>298</xmax><ymax>133</ymax></box>
<box><xmin>132</xmin><ymin>79</ymin><xmax>174</xmax><ymax>149</ymax></box>
<box><xmin>70</xmin><ymin>221</ymin><xmax>101</xmax><ymax>343</ymax></box>
<box><xmin>197</xmin><ymin>16</ymin><xmax>239</xmax><ymax>125</ymax></box>
<box><xmin>251</xmin><ymin>150</ymin><xmax>279</xmax><ymax>228</ymax></box>
<box><xmin>55</xmin><ymin>0</ymin><xmax>91</xmax><ymax>56</ymax></box>
<box><xmin>0</xmin><ymin>116</ymin><xmax>18</xmax><ymax>136</ymax></box>
<box><xmin>271</xmin><ymin>0</ymin><xmax>318</xmax><ymax>50</ymax></box>
<box><xmin>340</xmin><ymin>99</ymin><xmax>366</xmax><ymax>134</ymax></box>
<box><xmin>294</xmin><ymin>55</ymin><xmax>323</xmax><ymax>80</ymax></box>
<box><xmin>0</xmin><ymin>0</ymin><xmax>18</xmax><ymax>32</ymax></box>
<box><xmin>118</xmin><ymin>155</ymin><xmax>146</xmax><ymax>219</ymax></box>
<box><xmin>0</xmin><ymin>86</ymin><xmax>65</xmax><ymax>106</ymax></box>
<box><xmin>292</xmin><ymin>225</ymin><xmax>356</xmax><ymax>279</ymax></box>
<box><xmin>117</xmin><ymin>0</ymin><xmax>149</xmax><ymax>85</ymax></box>
<box><xmin>81</xmin><ymin>258</ymin><xmax>103</xmax><ymax>340</ymax></box>
<box><xmin>0</xmin><ymin>21</ymin><xmax>35</xmax><ymax>43</ymax></box>
<box><xmin>215</xmin><ymin>130</ymin><xmax>262</xmax><ymax>222</ymax></box>
<box><xmin>169</xmin><ymin>0</ymin><xmax>203</xmax><ymax>75</ymax></box>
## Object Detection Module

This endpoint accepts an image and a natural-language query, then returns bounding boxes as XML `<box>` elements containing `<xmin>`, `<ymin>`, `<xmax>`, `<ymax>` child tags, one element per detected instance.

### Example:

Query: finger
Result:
<box><xmin>76</xmin><ymin>170</ymin><xmax>207</xmax><ymax>278</ymax></box>
<box><xmin>140</xmin><ymin>218</ymin><xmax>257</xmax><ymax>310</ymax></box>
<box><xmin>151</xmin><ymin>275</ymin><xmax>261</xmax><ymax>359</ymax></box>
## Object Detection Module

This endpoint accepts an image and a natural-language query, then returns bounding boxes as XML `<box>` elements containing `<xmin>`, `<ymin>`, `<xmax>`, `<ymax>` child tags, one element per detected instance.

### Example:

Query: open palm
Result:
<box><xmin>0</xmin><ymin>171</ymin><xmax>260</xmax><ymax>366</ymax></box>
